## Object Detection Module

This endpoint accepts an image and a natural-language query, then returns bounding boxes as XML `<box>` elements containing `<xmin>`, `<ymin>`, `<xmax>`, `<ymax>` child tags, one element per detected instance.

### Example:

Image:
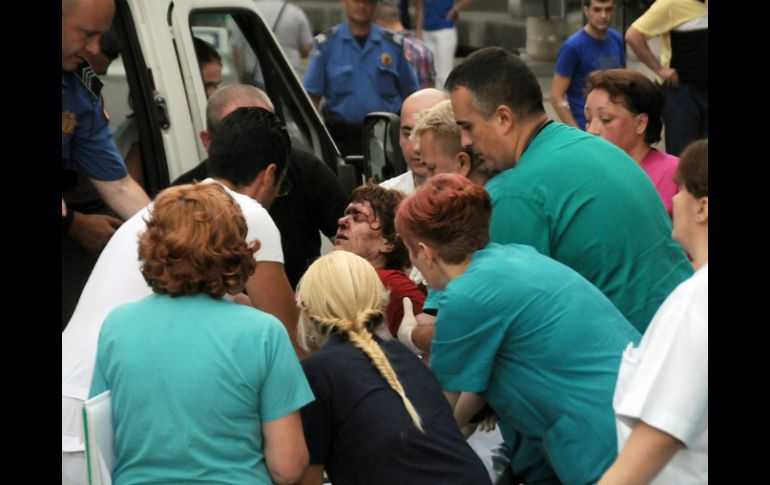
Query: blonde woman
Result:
<box><xmin>295</xmin><ymin>250</ymin><xmax>490</xmax><ymax>485</ymax></box>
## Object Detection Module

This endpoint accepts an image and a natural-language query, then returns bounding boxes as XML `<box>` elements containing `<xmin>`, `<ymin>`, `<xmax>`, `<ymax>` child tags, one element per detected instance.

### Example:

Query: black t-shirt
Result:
<box><xmin>300</xmin><ymin>334</ymin><xmax>492</xmax><ymax>485</ymax></box>
<box><xmin>171</xmin><ymin>149</ymin><xmax>348</xmax><ymax>288</ymax></box>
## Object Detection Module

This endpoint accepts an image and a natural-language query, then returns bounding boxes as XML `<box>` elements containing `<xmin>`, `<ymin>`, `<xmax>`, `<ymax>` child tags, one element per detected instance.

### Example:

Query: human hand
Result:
<box><xmin>446</xmin><ymin>6</ymin><xmax>459</xmax><ymax>21</ymax></box>
<box><xmin>478</xmin><ymin>412</ymin><xmax>497</xmax><ymax>432</ymax></box>
<box><xmin>657</xmin><ymin>67</ymin><xmax>679</xmax><ymax>88</ymax></box>
<box><xmin>397</xmin><ymin>297</ymin><xmax>422</xmax><ymax>354</ymax></box>
<box><xmin>62</xmin><ymin>198</ymin><xmax>67</xmax><ymax>217</ymax></box>
<box><xmin>69</xmin><ymin>212</ymin><xmax>123</xmax><ymax>254</ymax></box>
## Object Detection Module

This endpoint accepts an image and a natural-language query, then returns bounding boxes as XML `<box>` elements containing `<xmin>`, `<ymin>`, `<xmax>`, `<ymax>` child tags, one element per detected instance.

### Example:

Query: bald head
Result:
<box><xmin>62</xmin><ymin>0</ymin><xmax>115</xmax><ymax>71</ymax></box>
<box><xmin>201</xmin><ymin>84</ymin><xmax>275</xmax><ymax>151</ymax></box>
<box><xmin>399</xmin><ymin>88</ymin><xmax>449</xmax><ymax>178</ymax></box>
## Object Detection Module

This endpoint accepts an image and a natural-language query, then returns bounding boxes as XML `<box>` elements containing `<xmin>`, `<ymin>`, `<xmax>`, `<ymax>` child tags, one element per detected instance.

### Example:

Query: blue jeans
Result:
<box><xmin>662</xmin><ymin>83</ymin><xmax>708</xmax><ymax>156</ymax></box>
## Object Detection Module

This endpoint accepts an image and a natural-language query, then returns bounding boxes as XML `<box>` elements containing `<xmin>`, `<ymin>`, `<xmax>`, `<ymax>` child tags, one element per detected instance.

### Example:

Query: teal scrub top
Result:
<box><xmin>430</xmin><ymin>243</ymin><xmax>640</xmax><ymax>484</ymax></box>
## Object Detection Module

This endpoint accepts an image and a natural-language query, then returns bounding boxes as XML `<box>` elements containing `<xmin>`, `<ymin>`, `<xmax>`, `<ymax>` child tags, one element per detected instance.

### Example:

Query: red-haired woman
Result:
<box><xmin>395</xmin><ymin>174</ymin><xmax>641</xmax><ymax>484</ymax></box>
<box><xmin>89</xmin><ymin>184</ymin><xmax>313</xmax><ymax>484</ymax></box>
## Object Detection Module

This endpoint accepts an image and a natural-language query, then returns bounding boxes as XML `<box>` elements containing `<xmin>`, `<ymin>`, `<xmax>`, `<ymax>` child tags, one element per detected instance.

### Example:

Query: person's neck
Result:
<box><xmin>349</xmin><ymin>20</ymin><xmax>372</xmax><ymax>37</ymax></box>
<box><xmin>690</xmin><ymin>234</ymin><xmax>708</xmax><ymax>271</ymax></box>
<box><xmin>435</xmin><ymin>255</ymin><xmax>472</xmax><ymax>289</ymax></box>
<box><xmin>628</xmin><ymin>142</ymin><xmax>652</xmax><ymax>165</ymax></box>
<box><xmin>411</xmin><ymin>170</ymin><xmax>426</xmax><ymax>188</ymax></box>
<box><xmin>513</xmin><ymin>113</ymin><xmax>550</xmax><ymax>163</ymax></box>
<box><xmin>584</xmin><ymin>24</ymin><xmax>608</xmax><ymax>41</ymax></box>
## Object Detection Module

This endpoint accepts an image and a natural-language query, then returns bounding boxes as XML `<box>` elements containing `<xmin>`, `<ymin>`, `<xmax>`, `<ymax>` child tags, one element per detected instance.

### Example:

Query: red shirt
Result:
<box><xmin>376</xmin><ymin>269</ymin><xmax>426</xmax><ymax>337</ymax></box>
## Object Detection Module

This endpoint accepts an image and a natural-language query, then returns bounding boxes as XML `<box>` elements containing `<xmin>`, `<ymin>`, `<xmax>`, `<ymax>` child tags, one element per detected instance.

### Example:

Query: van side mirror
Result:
<box><xmin>362</xmin><ymin>112</ymin><xmax>406</xmax><ymax>184</ymax></box>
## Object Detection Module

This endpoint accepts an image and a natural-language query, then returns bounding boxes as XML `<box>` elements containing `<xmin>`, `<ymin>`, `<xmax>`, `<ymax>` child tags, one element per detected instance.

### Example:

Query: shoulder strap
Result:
<box><xmin>272</xmin><ymin>1</ymin><xmax>289</xmax><ymax>31</ymax></box>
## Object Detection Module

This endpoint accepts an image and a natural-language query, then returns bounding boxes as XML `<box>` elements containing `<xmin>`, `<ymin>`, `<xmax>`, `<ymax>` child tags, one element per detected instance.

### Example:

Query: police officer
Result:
<box><xmin>304</xmin><ymin>0</ymin><xmax>420</xmax><ymax>157</ymax></box>
<box><xmin>62</xmin><ymin>0</ymin><xmax>150</xmax><ymax>329</ymax></box>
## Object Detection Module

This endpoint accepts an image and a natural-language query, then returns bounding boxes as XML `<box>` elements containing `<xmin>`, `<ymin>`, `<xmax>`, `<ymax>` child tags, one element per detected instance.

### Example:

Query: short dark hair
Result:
<box><xmin>585</xmin><ymin>68</ymin><xmax>665</xmax><ymax>145</ymax></box>
<box><xmin>350</xmin><ymin>184</ymin><xmax>410</xmax><ymax>271</ymax></box>
<box><xmin>674</xmin><ymin>138</ymin><xmax>708</xmax><ymax>198</ymax></box>
<box><xmin>207</xmin><ymin>107</ymin><xmax>291</xmax><ymax>187</ymax></box>
<box><xmin>583</xmin><ymin>0</ymin><xmax>614</xmax><ymax>7</ymax></box>
<box><xmin>445</xmin><ymin>47</ymin><xmax>544</xmax><ymax>120</ymax></box>
<box><xmin>193</xmin><ymin>36</ymin><xmax>222</xmax><ymax>69</ymax></box>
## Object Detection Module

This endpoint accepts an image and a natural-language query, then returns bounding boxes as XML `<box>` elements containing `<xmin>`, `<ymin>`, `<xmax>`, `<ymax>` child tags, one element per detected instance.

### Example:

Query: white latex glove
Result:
<box><xmin>397</xmin><ymin>297</ymin><xmax>422</xmax><ymax>355</ymax></box>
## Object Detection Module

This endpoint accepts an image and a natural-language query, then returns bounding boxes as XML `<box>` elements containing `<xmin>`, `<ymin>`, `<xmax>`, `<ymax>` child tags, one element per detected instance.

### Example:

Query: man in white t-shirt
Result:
<box><xmin>380</xmin><ymin>88</ymin><xmax>447</xmax><ymax>194</ymax></box>
<box><xmin>62</xmin><ymin>107</ymin><xmax>299</xmax><ymax>485</ymax></box>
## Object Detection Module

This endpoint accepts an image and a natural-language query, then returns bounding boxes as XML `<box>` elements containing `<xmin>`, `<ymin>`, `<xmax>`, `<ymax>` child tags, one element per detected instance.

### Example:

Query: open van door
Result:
<box><xmin>110</xmin><ymin>0</ymin><xmax>361</xmax><ymax>195</ymax></box>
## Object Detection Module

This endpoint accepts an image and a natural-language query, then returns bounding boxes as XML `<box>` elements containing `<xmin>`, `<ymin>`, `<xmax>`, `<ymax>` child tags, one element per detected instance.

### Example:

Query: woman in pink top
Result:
<box><xmin>584</xmin><ymin>69</ymin><xmax>679</xmax><ymax>217</ymax></box>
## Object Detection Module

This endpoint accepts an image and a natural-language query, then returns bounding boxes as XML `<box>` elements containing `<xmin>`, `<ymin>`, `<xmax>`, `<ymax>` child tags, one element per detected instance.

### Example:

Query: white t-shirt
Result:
<box><xmin>62</xmin><ymin>180</ymin><xmax>283</xmax><ymax>452</ymax></box>
<box><xmin>613</xmin><ymin>264</ymin><xmax>708</xmax><ymax>484</ymax></box>
<box><xmin>380</xmin><ymin>170</ymin><xmax>416</xmax><ymax>195</ymax></box>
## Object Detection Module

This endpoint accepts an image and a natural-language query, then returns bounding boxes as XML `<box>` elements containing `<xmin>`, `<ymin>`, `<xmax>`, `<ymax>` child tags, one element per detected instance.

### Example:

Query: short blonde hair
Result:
<box><xmin>409</xmin><ymin>99</ymin><xmax>463</xmax><ymax>158</ymax></box>
<box><xmin>296</xmin><ymin>250</ymin><xmax>424</xmax><ymax>432</ymax></box>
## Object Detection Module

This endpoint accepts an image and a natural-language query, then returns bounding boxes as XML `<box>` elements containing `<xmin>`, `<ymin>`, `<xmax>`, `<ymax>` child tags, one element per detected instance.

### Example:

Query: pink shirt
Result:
<box><xmin>640</xmin><ymin>149</ymin><xmax>679</xmax><ymax>218</ymax></box>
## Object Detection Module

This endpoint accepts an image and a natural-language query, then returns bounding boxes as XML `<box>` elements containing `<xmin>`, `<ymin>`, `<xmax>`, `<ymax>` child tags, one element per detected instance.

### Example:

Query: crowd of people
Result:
<box><xmin>63</xmin><ymin>0</ymin><xmax>708</xmax><ymax>483</ymax></box>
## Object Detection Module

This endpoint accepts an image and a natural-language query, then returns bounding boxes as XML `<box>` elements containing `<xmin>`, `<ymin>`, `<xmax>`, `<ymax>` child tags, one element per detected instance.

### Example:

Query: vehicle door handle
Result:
<box><xmin>154</xmin><ymin>96</ymin><xmax>170</xmax><ymax>130</ymax></box>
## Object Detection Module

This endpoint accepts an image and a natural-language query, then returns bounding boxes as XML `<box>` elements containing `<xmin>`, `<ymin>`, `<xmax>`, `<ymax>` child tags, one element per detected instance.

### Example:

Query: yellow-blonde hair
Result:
<box><xmin>296</xmin><ymin>250</ymin><xmax>424</xmax><ymax>432</ymax></box>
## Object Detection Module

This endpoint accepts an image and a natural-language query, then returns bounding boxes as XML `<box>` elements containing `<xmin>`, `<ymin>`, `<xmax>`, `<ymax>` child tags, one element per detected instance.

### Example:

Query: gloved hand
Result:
<box><xmin>397</xmin><ymin>297</ymin><xmax>422</xmax><ymax>355</ymax></box>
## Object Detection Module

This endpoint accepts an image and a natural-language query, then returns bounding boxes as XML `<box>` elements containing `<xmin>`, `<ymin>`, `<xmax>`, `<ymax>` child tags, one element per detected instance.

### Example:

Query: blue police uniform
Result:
<box><xmin>303</xmin><ymin>22</ymin><xmax>419</xmax><ymax>156</ymax></box>
<box><xmin>62</xmin><ymin>63</ymin><xmax>127</xmax><ymax>181</ymax></box>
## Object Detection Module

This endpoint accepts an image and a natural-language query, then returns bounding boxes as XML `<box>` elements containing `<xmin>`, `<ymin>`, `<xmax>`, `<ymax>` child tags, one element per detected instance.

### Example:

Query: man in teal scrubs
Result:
<box><xmin>446</xmin><ymin>47</ymin><xmax>692</xmax><ymax>333</ymax></box>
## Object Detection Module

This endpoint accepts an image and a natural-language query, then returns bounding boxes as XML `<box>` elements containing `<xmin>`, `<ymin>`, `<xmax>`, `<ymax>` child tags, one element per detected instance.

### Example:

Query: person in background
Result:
<box><xmin>625</xmin><ymin>0</ymin><xmax>707</xmax><ymax>156</ymax></box>
<box><xmin>89</xmin><ymin>183</ymin><xmax>312</xmax><ymax>484</ymax></box>
<box><xmin>193</xmin><ymin>36</ymin><xmax>223</xmax><ymax>98</ymax></box>
<box><xmin>380</xmin><ymin>87</ymin><xmax>447</xmax><ymax>194</ymax></box>
<box><xmin>294</xmin><ymin>250</ymin><xmax>491</xmax><ymax>485</ymax></box>
<box><xmin>172</xmin><ymin>84</ymin><xmax>349</xmax><ymax>289</ymax></box>
<box><xmin>416</xmin><ymin>0</ymin><xmax>472</xmax><ymax>89</ymax></box>
<box><xmin>599</xmin><ymin>138</ymin><xmax>708</xmax><ymax>484</ymax></box>
<box><xmin>231</xmin><ymin>0</ymin><xmax>314</xmax><ymax>80</ymax></box>
<box><xmin>303</xmin><ymin>0</ymin><xmax>419</xmax><ymax>157</ymax></box>
<box><xmin>585</xmin><ymin>68</ymin><xmax>679</xmax><ymax>217</ymax></box>
<box><xmin>374</xmin><ymin>1</ymin><xmax>436</xmax><ymax>88</ymax></box>
<box><xmin>551</xmin><ymin>0</ymin><xmax>625</xmax><ymax>130</ymax></box>
<box><xmin>395</xmin><ymin>174</ymin><xmax>641</xmax><ymax>484</ymax></box>
<box><xmin>334</xmin><ymin>184</ymin><xmax>425</xmax><ymax>340</ymax></box>
<box><xmin>86</xmin><ymin>27</ymin><xmax>120</xmax><ymax>76</ymax></box>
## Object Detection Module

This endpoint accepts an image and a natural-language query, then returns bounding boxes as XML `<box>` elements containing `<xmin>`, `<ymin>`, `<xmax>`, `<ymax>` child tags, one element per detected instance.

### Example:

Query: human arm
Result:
<box><xmin>550</xmin><ymin>74</ymin><xmax>578</xmax><ymax>127</ymax></box>
<box><xmin>91</xmin><ymin>175</ymin><xmax>150</xmax><ymax>220</ymax></box>
<box><xmin>68</xmin><ymin>211</ymin><xmax>123</xmax><ymax>254</ymax></box>
<box><xmin>296</xmin><ymin>464</ymin><xmax>324</xmax><ymax>485</ymax></box>
<box><xmin>625</xmin><ymin>27</ymin><xmax>678</xmax><ymax>87</ymax></box>
<box><xmin>597</xmin><ymin>421</ymin><xmax>682</xmax><ymax>485</ymax></box>
<box><xmin>447</xmin><ymin>0</ymin><xmax>472</xmax><ymax>21</ymax></box>
<box><xmin>397</xmin><ymin>297</ymin><xmax>434</xmax><ymax>354</ymax></box>
<box><xmin>262</xmin><ymin>411</ymin><xmax>309</xmax><ymax>484</ymax></box>
<box><xmin>414</xmin><ymin>0</ymin><xmax>424</xmax><ymax>38</ymax></box>
<box><xmin>245</xmin><ymin>261</ymin><xmax>306</xmax><ymax>359</ymax></box>
<box><xmin>453</xmin><ymin>392</ymin><xmax>487</xmax><ymax>428</ymax></box>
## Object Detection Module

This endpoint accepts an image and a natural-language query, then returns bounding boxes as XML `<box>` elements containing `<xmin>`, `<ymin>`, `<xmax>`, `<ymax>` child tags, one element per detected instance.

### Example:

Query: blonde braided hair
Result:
<box><xmin>296</xmin><ymin>251</ymin><xmax>424</xmax><ymax>432</ymax></box>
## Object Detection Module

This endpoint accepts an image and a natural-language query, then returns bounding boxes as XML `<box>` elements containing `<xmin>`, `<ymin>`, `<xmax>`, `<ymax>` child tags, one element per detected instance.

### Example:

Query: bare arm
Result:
<box><xmin>68</xmin><ymin>212</ymin><xmax>123</xmax><ymax>254</ymax></box>
<box><xmin>296</xmin><ymin>464</ymin><xmax>324</xmax><ymax>485</ymax></box>
<box><xmin>308</xmin><ymin>93</ymin><xmax>322</xmax><ymax>111</ymax></box>
<box><xmin>262</xmin><ymin>411</ymin><xmax>309</xmax><ymax>484</ymax></box>
<box><xmin>447</xmin><ymin>0</ymin><xmax>473</xmax><ymax>21</ymax></box>
<box><xmin>453</xmin><ymin>392</ymin><xmax>486</xmax><ymax>428</ymax></box>
<box><xmin>625</xmin><ymin>27</ymin><xmax>678</xmax><ymax>87</ymax></box>
<box><xmin>91</xmin><ymin>175</ymin><xmax>150</xmax><ymax>220</ymax></box>
<box><xmin>597</xmin><ymin>421</ymin><xmax>683</xmax><ymax>485</ymax></box>
<box><xmin>550</xmin><ymin>74</ymin><xmax>578</xmax><ymax>127</ymax></box>
<box><xmin>411</xmin><ymin>313</ymin><xmax>435</xmax><ymax>353</ymax></box>
<box><xmin>443</xmin><ymin>389</ymin><xmax>460</xmax><ymax>410</ymax></box>
<box><xmin>414</xmin><ymin>0</ymin><xmax>424</xmax><ymax>38</ymax></box>
<box><xmin>245</xmin><ymin>261</ymin><xmax>307</xmax><ymax>359</ymax></box>
<box><xmin>300</xmin><ymin>43</ymin><xmax>313</xmax><ymax>59</ymax></box>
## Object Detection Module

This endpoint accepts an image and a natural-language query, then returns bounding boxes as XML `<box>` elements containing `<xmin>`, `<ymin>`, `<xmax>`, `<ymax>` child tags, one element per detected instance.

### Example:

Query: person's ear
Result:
<box><xmin>200</xmin><ymin>130</ymin><xmax>211</xmax><ymax>151</ymax></box>
<box><xmin>635</xmin><ymin>113</ymin><xmax>649</xmax><ymax>136</ymax></box>
<box><xmin>456</xmin><ymin>151</ymin><xmax>472</xmax><ymax>178</ymax></box>
<box><xmin>263</xmin><ymin>163</ymin><xmax>278</xmax><ymax>188</ymax></box>
<box><xmin>695</xmin><ymin>196</ymin><xmax>708</xmax><ymax>224</ymax></box>
<box><xmin>496</xmin><ymin>104</ymin><xmax>515</xmax><ymax>134</ymax></box>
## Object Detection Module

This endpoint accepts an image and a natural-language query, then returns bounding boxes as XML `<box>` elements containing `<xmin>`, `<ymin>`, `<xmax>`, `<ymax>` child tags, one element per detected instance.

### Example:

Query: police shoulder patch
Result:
<box><xmin>314</xmin><ymin>26</ymin><xmax>338</xmax><ymax>46</ymax></box>
<box><xmin>74</xmin><ymin>61</ymin><xmax>103</xmax><ymax>99</ymax></box>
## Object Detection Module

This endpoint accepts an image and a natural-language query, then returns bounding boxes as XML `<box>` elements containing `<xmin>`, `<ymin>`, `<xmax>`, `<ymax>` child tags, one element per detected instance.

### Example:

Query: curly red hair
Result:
<box><xmin>139</xmin><ymin>183</ymin><xmax>259</xmax><ymax>298</ymax></box>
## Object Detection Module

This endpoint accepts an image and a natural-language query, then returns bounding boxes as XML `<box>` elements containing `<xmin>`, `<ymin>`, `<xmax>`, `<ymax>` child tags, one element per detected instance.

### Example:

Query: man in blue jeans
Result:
<box><xmin>625</xmin><ymin>0</ymin><xmax>707</xmax><ymax>156</ymax></box>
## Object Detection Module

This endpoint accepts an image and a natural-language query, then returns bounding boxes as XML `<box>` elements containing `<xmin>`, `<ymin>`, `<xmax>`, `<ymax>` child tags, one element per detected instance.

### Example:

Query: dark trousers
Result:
<box><xmin>662</xmin><ymin>83</ymin><xmax>708</xmax><ymax>156</ymax></box>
